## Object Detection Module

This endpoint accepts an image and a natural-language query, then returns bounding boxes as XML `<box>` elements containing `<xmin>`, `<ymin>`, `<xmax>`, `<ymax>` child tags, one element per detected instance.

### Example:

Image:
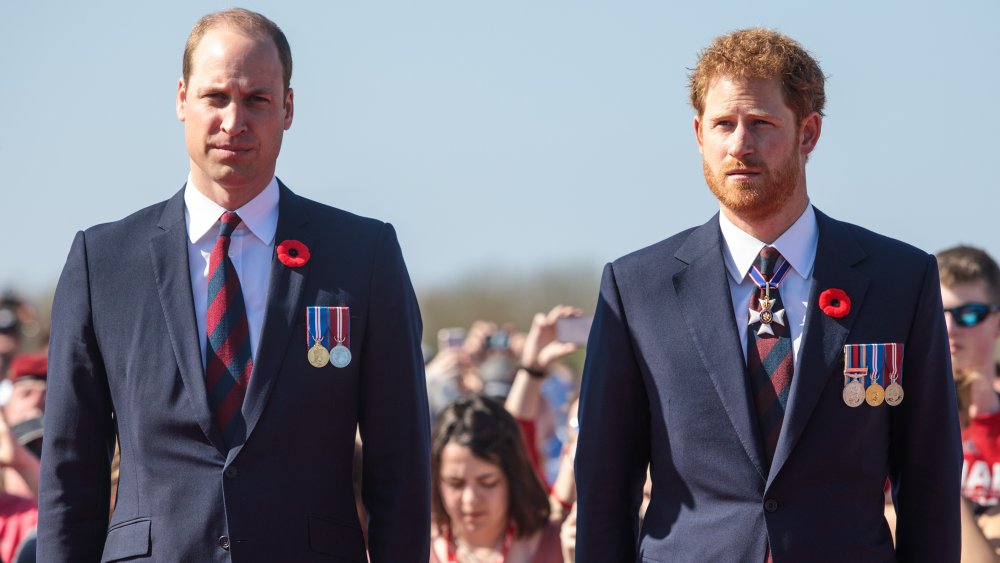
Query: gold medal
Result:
<box><xmin>308</xmin><ymin>343</ymin><xmax>330</xmax><ymax>368</ymax></box>
<box><xmin>885</xmin><ymin>381</ymin><xmax>904</xmax><ymax>406</ymax></box>
<box><xmin>865</xmin><ymin>343</ymin><xmax>887</xmax><ymax>406</ymax></box>
<box><xmin>843</xmin><ymin>380</ymin><xmax>865</xmax><ymax>407</ymax></box>
<box><xmin>307</xmin><ymin>307</ymin><xmax>331</xmax><ymax>368</ymax></box>
<box><xmin>865</xmin><ymin>383</ymin><xmax>885</xmax><ymax>407</ymax></box>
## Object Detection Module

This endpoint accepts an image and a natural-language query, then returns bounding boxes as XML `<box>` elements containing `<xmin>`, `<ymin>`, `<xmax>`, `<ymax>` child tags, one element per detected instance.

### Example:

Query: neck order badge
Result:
<box><xmin>747</xmin><ymin>250</ymin><xmax>792</xmax><ymax>337</ymax></box>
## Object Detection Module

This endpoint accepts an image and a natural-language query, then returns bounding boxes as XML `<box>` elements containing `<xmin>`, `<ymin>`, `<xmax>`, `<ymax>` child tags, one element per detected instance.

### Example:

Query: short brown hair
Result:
<box><xmin>431</xmin><ymin>396</ymin><xmax>549</xmax><ymax>538</ymax></box>
<box><xmin>937</xmin><ymin>245</ymin><xmax>1000</xmax><ymax>305</ymax></box>
<box><xmin>182</xmin><ymin>8</ymin><xmax>292</xmax><ymax>94</ymax></box>
<box><xmin>689</xmin><ymin>28</ymin><xmax>825</xmax><ymax>124</ymax></box>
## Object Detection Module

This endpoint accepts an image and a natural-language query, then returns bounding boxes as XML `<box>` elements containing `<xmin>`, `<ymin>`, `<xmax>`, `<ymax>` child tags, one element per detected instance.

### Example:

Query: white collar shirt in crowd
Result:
<box><xmin>719</xmin><ymin>203</ymin><xmax>819</xmax><ymax>368</ymax></box>
<box><xmin>184</xmin><ymin>176</ymin><xmax>279</xmax><ymax>367</ymax></box>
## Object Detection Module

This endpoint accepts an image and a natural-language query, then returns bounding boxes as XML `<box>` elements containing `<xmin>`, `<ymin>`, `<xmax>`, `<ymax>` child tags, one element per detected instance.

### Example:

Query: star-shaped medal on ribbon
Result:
<box><xmin>748</xmin><ymin>293</ymin><xmax>786</xmax><ymax>336</ymax></box>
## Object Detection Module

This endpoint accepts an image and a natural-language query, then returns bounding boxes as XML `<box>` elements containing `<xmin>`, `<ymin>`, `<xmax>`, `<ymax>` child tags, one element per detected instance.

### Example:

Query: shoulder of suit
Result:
<box><xmin>288</xmin><ymin>191</ymin><xmax>387</xmax><ymax>233</ymax></box>
<box><xmin>816</xmin><ymin>211</ymin><xmax>933</xmax><ymax>264</ymax></box>
<box><xmin>81</xmin><ymin>197</ymin><xmax>175</xmax><ymax>242</ymax></box>
<box><xmin>610</xmin><ymin>225</ymin><xmax>701</xmax><ymax>273</ymax></box>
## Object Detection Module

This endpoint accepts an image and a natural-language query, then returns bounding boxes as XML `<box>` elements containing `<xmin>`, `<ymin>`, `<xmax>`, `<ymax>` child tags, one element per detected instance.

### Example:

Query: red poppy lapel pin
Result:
<box><xmin>819</xmin><ymin>288</ymin><xmax>850</xmax><ymax>318</ymax></box>
<box><xmin>277</xmin><ymin>240</ymin><xmax>310</xmax><ymax>268</ymax></box>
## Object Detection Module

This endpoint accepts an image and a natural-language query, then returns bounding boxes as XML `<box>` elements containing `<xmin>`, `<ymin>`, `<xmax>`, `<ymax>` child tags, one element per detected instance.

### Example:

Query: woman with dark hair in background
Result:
<box><xmin>430</xmin><ymin>396</ymin><xmax>563</xmax><ymax>562</ymax></box>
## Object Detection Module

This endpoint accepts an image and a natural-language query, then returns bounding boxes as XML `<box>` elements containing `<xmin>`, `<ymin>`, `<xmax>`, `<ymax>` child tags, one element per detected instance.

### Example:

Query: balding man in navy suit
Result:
<box><xmin>38</xmin><ymin>9</ymin><xmax>430</xmax><ymax>562</ymax></box>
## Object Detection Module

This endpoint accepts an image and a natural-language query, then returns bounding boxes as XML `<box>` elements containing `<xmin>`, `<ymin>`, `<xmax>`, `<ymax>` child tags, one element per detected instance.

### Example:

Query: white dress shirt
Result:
<box><xmin>185</xmin><ymin>177</ymin><xmax>279</xmax><ymax>366</ymax></box>
<box><xmin>719</xmin><ymin>203</ymin><xmax>819</xmax><ymax>368</ymax></box>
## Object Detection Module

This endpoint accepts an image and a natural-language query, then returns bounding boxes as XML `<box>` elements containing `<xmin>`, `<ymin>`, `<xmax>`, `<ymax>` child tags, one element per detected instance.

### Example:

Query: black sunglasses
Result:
<box><xmin>944</xmin><ymin>303</ymin><xmax>1000</xmax><ymax>328</ymax></box>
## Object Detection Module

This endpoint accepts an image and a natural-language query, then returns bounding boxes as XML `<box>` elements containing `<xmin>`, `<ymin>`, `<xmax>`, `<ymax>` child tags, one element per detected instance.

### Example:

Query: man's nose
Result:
<box><xmin>220</xmin><ymin>102</ymin><xmax>247</xmax><ymax>135</ymax></box>
<box><xmin>727</xmin><ymin>122</ymin><xmax>754</xmax><ymax>159</ymax></box>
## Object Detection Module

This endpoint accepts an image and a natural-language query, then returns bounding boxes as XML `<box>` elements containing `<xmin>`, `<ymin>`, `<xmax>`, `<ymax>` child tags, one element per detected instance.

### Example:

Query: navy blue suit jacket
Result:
<box><xmin>575</xmin><ymin>209</ymin><xmax>961</xmax><ymax>562</ymax></box>
<box><xmin>38</xmin><ymin>183</ymin><xmax>431</xmax><ymax>562</ymax></box>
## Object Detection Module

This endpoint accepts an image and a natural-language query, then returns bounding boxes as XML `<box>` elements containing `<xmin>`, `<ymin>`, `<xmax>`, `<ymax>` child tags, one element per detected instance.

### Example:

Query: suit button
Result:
<box><xmin>224</xmin><ymin>466</ymin><xmax>238</xmax><ymax>479</ymax></box>
<box><xmin>764</xmin><ymin>499</ymin><xmax>779</xmax><ymax>513</ymax></box>
<box><xmin>219</xmin><ymin>536</ymin><xmax>231</xmax><ymax>550</ymax></box>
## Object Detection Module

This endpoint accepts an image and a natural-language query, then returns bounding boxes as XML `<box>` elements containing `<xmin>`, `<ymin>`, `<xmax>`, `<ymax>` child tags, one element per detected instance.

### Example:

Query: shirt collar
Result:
<box><xmin>184</xmin><ymin>176</ymin><xmax>280</xmax><ymax>245</ymax></box>
<box><xmin>719</xmin><ymin>202</ymin><xmax>818</xmax><ymax>283</ymax></box>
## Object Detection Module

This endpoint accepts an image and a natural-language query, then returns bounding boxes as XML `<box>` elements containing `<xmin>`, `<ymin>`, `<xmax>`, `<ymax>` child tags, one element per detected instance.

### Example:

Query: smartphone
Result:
<box><xmin>437</xmin><ymin>327</ymin><xmax>467</xmax><ymax>350</ymax></box>
<box><xmin>486</xmin><ymin>330</ymin><xmax>509</xmax><ymax>350</ymax></box>
<box><xmin>556</xmin><ymin>315</ymin><xmax>593</xmax><ymax>346</ymax></box>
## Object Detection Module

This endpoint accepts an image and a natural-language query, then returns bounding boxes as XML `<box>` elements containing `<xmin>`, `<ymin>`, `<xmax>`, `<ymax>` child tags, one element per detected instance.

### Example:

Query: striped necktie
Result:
<box><xmin>205</xmin><ymin>211</ymin><xmax>253</xmax><ymax>448</ymax></box>
<box><xmin>746</xmin><ymin>246</ymin><xmax>793</xmax><ymax>465</ymax></box>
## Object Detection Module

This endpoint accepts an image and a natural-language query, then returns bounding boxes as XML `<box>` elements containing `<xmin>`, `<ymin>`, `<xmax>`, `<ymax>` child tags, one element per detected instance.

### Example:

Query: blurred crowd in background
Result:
<box><xmin>4</xmin><ymin>243</ymin><xmax>1000</xmax><ymax>561</ymax></box>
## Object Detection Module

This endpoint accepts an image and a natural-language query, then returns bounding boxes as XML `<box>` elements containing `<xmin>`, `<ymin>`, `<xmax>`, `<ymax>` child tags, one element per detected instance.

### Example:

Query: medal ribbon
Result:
<box><xmin>844</xmin><ymin>344</ymin><xmax>856</xmax><ymax>371</ymax></box>
<box><xmin>868</xmin><ymin>344</ymin><xmax>882</xmax><ymax>387</ymax></box>
<box><xmin>332</xmin><ymin>307</ymin><xmax>350</xmax><ymax>347</ymax></box>
<box><xmin>844</xmin><ymin>344</ymin><xmax>868</xmax><ymax>383</ymax></box>
<box><xmin>306</xmin><ymin>306</ymin><xmax>329</xmax><ymax>349</ymax></box>
<box><xmin>748</xmin><ymin>254</ymin><xmax>792</xmax><ymax>290</ymax></box>
<box><xmin>887</xmin><ymin>342</ymin><xmax>903</xmax><ymax>384</ymax></box>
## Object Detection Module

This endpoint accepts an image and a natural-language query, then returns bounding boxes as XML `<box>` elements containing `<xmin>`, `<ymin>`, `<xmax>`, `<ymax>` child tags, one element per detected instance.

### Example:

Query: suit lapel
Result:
<box><xmin>228</xmin><ymin>183</ymin><xmax>313</xmax><ymax>464</ymax></box>
<box><xmin>673</xmin><ymin>215</ymin><xmax>768</xmax><ymax>480</ymax></box>
<box><xmin>149</xmin><ymin>189</ymin><xmax>227</xmax><ymax>453</ymax></box>
<box><xmin>767</xmin><ymin>209</ymin><xmax>868</xmax><ymax>486</ymax></box>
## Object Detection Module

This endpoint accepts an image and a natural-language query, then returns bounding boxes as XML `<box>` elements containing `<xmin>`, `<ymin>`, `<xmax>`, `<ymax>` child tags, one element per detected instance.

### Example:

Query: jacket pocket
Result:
<box><xmin>102</xmin><ymin>517</ymin><xmax>151</xmax><ymax>562</ymax></box>
<box><xmin>308</xmin><ymin>514</ymin><xmax>366</xmax><ymax>561</ymax></box>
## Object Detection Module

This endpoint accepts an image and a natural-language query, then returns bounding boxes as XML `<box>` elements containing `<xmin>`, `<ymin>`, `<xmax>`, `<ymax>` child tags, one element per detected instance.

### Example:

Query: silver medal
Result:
<box><xmin>330</xmin><ymin>343</ymin><xmax>351</xmax><ymax>368</ymax></box>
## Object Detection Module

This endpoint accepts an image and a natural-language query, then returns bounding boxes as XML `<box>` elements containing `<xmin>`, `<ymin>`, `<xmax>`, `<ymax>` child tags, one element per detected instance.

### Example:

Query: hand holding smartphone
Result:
<box><xmin>437</xmin><ymin>327</ymin><xmax>467</xmax><ymax>351</ymax></box>
<box><xmin>556</xmin><ymin>315</ymin><xmax>593</xmax><ymax>346</ymax></box>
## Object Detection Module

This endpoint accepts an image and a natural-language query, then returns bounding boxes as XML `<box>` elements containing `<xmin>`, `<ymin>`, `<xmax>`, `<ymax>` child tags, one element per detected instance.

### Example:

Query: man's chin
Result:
<box><xmin>708</xmin><ymin>182</ymin><xmax>772</xmax><ymax>219</ymax></box>
<box><xmin>206</xmin><ymin>167</ymin><xmax>258</xmax><ymax>191</ymax></box>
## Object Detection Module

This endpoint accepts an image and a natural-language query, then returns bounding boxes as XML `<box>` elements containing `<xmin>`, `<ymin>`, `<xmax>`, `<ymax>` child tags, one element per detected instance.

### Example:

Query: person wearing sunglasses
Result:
<box><xmin>937</xmin><ymin>245</ymin><xmax>1000</xmax><ymax>551</ymax></box>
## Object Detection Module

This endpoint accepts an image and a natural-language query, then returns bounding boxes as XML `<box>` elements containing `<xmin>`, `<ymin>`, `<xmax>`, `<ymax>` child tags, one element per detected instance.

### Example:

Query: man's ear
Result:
<box><xmin>799</xmin><ymin>112</ymin><xmax>822</xmax><ymax>157</ymax></box>
<box><xmin>176</xmin><ymin>78</ymin><xmax>187</xmax><ymax>122</ymax></box>
<box><xmin>693</xmin><ymin>116</ymin><xmax>704</xmax><ymax>156</ymax></box>
<box><xmin>283</xmin><ymin>87</ymin><xmax>294</xmax><ymax>130</ymax></box>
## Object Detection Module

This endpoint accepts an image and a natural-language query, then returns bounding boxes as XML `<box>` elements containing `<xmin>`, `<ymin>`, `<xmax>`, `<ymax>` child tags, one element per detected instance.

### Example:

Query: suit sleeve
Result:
<box><xmin>890</xmin><ymin>254</ymin><xmax>961</xmax><ymax>561</ymax></box>
<box><xmin>37</xmin><ymin>231</ymin><xmax>116</xmax><ymax>563</ymax></box>
<box><xmin>575</xmin><ymin>263</ymin><xmax>651</xmax><ymax>562</ymax></box>
<box><xmin>358</xmin><ymin>223</ymin><xmax>431</xmax><ymax>562</ymax></box>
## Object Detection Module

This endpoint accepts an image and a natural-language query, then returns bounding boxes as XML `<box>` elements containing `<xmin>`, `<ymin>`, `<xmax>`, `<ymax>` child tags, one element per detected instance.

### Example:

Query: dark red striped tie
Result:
<box><xmin>205</xmin><ymin>212</ymin><xmax>253</xmax><ymax>447</ymax></box>
<box><xmin>746</xmin><ymin>246</ymin><xmax>793</xmax><ymax>464</ymax></box>
<box><xmin>746</xmin><ymin>247</ymin><xmax>792</xmax><ymax>563</ymax></box>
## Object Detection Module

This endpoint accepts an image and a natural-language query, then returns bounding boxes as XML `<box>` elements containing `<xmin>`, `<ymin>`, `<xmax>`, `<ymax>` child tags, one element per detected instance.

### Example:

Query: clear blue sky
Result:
<box><xmin>3</xmin><ymin>1</ymin><xmax>997</xmax><ymax>298</ymax></box>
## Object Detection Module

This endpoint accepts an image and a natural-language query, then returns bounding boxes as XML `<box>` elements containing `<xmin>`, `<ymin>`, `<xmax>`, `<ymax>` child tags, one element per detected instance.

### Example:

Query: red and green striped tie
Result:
<box><xmin>205</xmin><ymin>211</ymin><xmax>253</xmax><ymax>448</ymax></box>
<box><xmin>746</xmin><ymin>246</ymin><xmax>793</xmax><ymax>465</ymax></box>
<box><xmin>746</xmin><ymin>246</ymin><xmax>793</xmax><ymax>563</ymax></box>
